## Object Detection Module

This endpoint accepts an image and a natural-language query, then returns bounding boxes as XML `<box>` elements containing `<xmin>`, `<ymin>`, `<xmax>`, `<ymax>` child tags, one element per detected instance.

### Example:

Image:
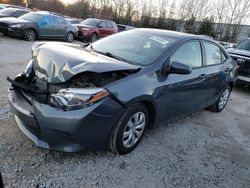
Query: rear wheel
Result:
<box><xmin>24</xmin><ymin>29</ymin><xmax>36</xmax><ymax>41</ymax></box>
<box><xmin>110</xmin><ymin>103</ymin><xmax>148</xmax><ymax>155</ymax></box>
<box><xmin>208</xmin><ymin>86</ymin><xmax>231</xmax><ymax>112</ymax></box>
<box><xmin>66</xmin><ymin>32</ymin><xmax>74</xmax><ymax>42</ymax></box>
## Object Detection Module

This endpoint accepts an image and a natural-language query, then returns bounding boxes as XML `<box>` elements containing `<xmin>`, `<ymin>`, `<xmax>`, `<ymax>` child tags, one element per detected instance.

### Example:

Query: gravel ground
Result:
<box><xmin>0</xmin><ymin>34</ymin><xmax>250</xmax><ymax>188</ymax></box>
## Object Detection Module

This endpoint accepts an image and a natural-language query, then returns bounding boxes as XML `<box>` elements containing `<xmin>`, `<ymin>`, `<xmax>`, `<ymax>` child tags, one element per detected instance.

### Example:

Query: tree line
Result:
<box><xmin>2</xmin><ymin>0</ymin><xmax>250</xmax><ymax>42</ymax></box>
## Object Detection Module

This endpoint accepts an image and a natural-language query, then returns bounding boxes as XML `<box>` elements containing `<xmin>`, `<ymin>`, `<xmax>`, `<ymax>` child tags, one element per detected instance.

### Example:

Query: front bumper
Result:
<box><xmin>237</xmin><ymin>75</ymin><xmax>250</xmax><ymax>85</ymax></box>
<box><xmin>8</xmin><ymin>87</ymin><xmax>125</xmax><ymax>152</ymax></box>
<box><xmin>8</xmin><ymin>27</ymin><xmax>23</xmax><ymax>38</ymax></box>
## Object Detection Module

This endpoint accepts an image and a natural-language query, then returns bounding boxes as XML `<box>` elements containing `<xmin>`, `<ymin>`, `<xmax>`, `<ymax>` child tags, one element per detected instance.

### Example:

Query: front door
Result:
<box><xmin>157</xmin><ymin>40</ymin><xmax>209</xmax><ymax>120</ymax></box>
<box><xmin>38</xmin><ymin>15</ymin><xmax>55</xmax><ymax>38</ymax></box>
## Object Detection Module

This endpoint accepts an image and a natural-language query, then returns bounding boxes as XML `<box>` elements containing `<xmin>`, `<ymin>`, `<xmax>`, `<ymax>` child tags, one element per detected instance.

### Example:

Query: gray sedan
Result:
<box><xmin>7</xmin><ymin>29</ymin><xmax>237</xmax><ymax>154</ymax></box>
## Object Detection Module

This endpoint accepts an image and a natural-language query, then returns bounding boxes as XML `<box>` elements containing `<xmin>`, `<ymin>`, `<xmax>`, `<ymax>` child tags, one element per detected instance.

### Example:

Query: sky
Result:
<box><xmin>60</xmin><ymin>0</ymin><xmax>77</xmax><ymax>5</ymax></box>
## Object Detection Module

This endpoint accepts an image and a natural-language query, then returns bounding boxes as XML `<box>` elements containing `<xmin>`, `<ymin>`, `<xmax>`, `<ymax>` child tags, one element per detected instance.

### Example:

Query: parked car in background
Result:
<box><xmin>66</xmin><ymin>17</ymin><xmax>82</xmax><ymax>24</ymax></box>
<box><xmin>76</xmin><ymin>18</ymin><xmax>118</xmax><ymax>42</ymax></box>
<box><xmin>117</xmin><ymin>24</ymin><xmax>135</xmax><ymax>32</ymax></box>
<box><xmin>227</xmin><ymin>38</ymin><xmax>250</xmax><ymax>85</ymax></box>
<box><xmin>0</xmin><ymin>11</ymin><xmax>78</xmax><ymax>41</ymax></box>
<box><xmin>218</xmin><ymin>41</ymin><xmax>236</xmax><ymax>49</ymax></box>
<box><xmin>7</xmin><ymin>29</ymin><xmax>237</xmax><ymax>155</ymax></box>
<box><xmin>0</xmin><ymin>3</ymin><xmax>24</xmax><ymax>10</ymax></box>
<box><xmin>0</xmin><ymin>8</ymin><xmax>30</xmax><ymax>18</ymax></box>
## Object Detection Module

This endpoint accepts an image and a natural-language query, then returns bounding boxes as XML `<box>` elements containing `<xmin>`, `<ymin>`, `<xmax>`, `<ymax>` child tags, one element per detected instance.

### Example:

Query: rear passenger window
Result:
<box><xmin>99</xmin><ymin>22</ymin><xmax>106</xmax><ymax>28</ymax></box>
<box><xmin>55</xmin><ymin>17</ymin><xmax>65</xmax><ymax>25</ymax></box>
<box><xmin>204</xmin><ymin>42</ymin><xmax>226</xmax><ymax>65</ymax></box>
<box><xmin>106</xmin><ymin>22</ymin><xmax>113</xmax><ymax>28</ymax></box>
<box><xmin>171</xmin><ymin>41</ymin><xmax>202</xmax><ymax>68</ymax></box>
<box><xmin>14</xmin><ymin>11</ymin><xmax>26</xmax><ymax>17</ymax></box>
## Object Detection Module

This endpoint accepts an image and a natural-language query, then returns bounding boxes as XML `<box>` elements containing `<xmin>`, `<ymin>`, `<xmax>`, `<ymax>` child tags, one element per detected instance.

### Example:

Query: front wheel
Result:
<box><xmin>110</xmin><ymin>103</ymin><xmax>148</xmax><ymax>155</ymax></box>
<box><xmin>208</xmin><ymin>86</ymin><xmax>231</xmax><ymax>112</ymax></box>
<box><xmin>90</xmin><ymin>33</ymin><xmax>98</xmax><ymax>43</ymax></box>
<box><xmin>24</xmin><ymin>29</ymin><xmax>36</xmax><ymax>41</ymax></box>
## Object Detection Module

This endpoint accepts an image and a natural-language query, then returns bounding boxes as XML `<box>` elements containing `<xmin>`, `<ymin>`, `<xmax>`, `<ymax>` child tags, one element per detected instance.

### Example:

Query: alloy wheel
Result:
<box><xmin>218</xmin><ymin>88</ymin><xmax>230</xmax><ymax>110</ymax></box>
<box><xmin>66</xmin><ymin>32</ymin><xmax>74</xmax><ymax>42</ymax></box>
<box><xmin>122</xmin><ymin>112</ymin><xmax>146</xmax><ymax>148</ymax></box>
<box><xmin>27</xmin><ymin>30</ymin><xmax>36</xmax><ymax>41</ymax></box>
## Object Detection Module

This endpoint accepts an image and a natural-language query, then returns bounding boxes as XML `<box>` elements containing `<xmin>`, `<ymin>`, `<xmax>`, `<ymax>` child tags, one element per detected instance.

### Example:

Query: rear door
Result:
<box><xmin>201</xmin><ymin>41</ymin><xmax>231</xmax><ymax>105</ymax></box>
<box><xmin>105</xmin><ymin>21</ymin><xmax>115</xmax><ymax>35</ymax></box>
<box><xmin>98</xmin><ymin>21</ymin><xmax>108</xmax><ymax>38</ymax></box>
<box><xmin>158</xmin><ymin>40</ymin><xmax>211</xmax><ymax>120</ymax></box>
<box><xmin>53</xmin><ymin>16</ymin><xmax>67</xmax><ymax>37</ymax></box>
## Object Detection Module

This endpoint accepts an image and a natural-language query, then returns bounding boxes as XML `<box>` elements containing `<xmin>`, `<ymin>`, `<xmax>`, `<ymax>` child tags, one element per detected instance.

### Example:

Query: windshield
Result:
<box><xmin>81</xmin><ymin>19</ymin><xmax>100</xmax><ymax>27</ymax></box>
<box><xmin>237</xmin><ymin>39</ymin><xmax>250</xmax><ymax>51</ymax></box>
<box><xmin>20</xmin><ymin>12</ymin><xmax>43</xmax><ymax>22</ymax></box>
<box><xmin>0</xmin><ymin>8</ymin><xmax>15</xmax><ymax>16</ymax></box>
<box><xmin>89</xmin><ymin>30</ymin><xmax>176</xmax><ymax>66</ymax></box>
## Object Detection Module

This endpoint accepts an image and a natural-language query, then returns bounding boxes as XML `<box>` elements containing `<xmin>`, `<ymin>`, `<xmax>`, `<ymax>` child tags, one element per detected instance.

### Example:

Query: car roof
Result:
<box><xmin>85</xmin><ymin>18</ymin><xmax>114</xmax><ymax>22</ymax></box>
<box><xmin>134</xmin><ymin>28</ymin><xmax>215</xmax><ymax>41</ymax></box>
<box><xmin>33</xmin><ymin>11</ymin><xmax>65</xmax><ymax>18</ymax></box>
<box><xmin>0</xmin><ymin>7</ymin><xmax>26</xmax><ymax>11</ymax></box>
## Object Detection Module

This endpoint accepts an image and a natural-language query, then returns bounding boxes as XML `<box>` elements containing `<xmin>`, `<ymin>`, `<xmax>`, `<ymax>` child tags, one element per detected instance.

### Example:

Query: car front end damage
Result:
<box><xmin>7</xmin><ymin>42</ymin><xmax>139</xmax><ymax>152</ymax></box>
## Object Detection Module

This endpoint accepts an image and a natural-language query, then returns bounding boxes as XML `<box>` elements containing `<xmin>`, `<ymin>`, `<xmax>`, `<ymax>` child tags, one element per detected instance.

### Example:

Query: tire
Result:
<box><xmin>24</xmin><ymin>29</ymin><xmax>36</xmax><ymax>41</ymax></box>
<box><xmin>208</xmin><ymin>86</ymin><xmax>231</xmax><ymax>112</ymax></box>
<box><xmin>90</xmin><ymin>33</ymin><xmax>98</xmax><ymax>43</ymax></box>
<box><xmin>66</xmin><ymin>32</ymin><xmax>74</xmax><ymax>42</ymax></box>
<box><xmin>110</xmin><ymin>103</ymin><xmax>148</xmax><ymax>155</ymax></box>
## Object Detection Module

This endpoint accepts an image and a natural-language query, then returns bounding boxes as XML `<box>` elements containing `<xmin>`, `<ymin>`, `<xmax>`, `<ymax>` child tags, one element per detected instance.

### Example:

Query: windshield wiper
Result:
<box><xmin>94</xmin><ymin>50</ymin><xmax>130</xmax><ymax>63</ymax></box>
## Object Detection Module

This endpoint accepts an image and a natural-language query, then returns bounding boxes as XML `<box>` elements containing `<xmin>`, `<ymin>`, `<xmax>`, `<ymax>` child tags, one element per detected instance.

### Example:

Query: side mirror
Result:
<box><xmin>163</xmin><ymin>61</ymin><xmax>192</xmax><ymax>75</ymax></box>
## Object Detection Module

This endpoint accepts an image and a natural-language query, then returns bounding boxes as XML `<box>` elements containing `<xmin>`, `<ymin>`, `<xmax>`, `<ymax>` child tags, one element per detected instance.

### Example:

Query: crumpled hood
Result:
<box><xmin>227</xmin><ymin>48</ymin><xmax>250</xmax><ymax>58</ymax></box>
<box><xmin>31</xmin><ymin>42</ymin><xmax>140</xmax><ymax>83</ymax></box>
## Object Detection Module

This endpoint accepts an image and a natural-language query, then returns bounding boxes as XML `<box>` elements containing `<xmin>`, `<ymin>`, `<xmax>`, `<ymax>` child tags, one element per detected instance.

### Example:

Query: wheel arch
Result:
<box><xmin>228</xmin><ymin>81</ymin><xmax>234</xmax><ymax>90</ymax></box>
<box><xmin>124</xmin><ymin>96</ymin><xmax>158</xmax><ymax>129</ymax></box>
<box><xmin>23</xmin><ymin>28</ymin><xmax>38</xmax><ymax>37</ymax></box>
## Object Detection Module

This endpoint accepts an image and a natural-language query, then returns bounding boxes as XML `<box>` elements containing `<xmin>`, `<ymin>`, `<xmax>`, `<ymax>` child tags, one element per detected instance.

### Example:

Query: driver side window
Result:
<box><xmin>171</xmin><ymin>41</ymin><xmax>202</xmax><ymax>68</ymax></box>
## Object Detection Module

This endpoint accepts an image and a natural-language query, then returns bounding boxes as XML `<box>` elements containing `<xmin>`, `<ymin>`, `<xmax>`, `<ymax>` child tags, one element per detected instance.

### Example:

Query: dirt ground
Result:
<box><xmin>0</xmin><ymin>34</ymin><xmax>250</xmax><ymax>188</ymax></box>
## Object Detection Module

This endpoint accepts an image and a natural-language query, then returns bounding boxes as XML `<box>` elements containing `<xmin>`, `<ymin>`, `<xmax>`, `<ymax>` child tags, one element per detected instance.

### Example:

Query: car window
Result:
<box><xmin>237</xmin><ymin>39</ymin><xmax>250</xmax><ymax>51</ymax></box>
<box><xmin>90</xmin><ymin>30</ymin><xmax>176</xmax><ymax>66</ymax></box>
<box><xmin>204</xmin><ymin>42</ymin><xmax>224</xmax><ymax>65</ymax></box>
<box><xmin>106</xmin><ymin>22</ymin><xmax>113</xmax><ymax>28</ymax></box>
<box><xmin>13</xmin><ymin>10</ymin><xmax>27</xmax><ymax>17</ymax></box>
<box><xmin>55</xmin><ymin>17</ymin><xmax>65</xmax><ymax>25</ymax></box>
<box><xmin>20</xmin><ymin>12</ymin><xmax>43</xmax><ymax>22</ymax></box>
<box><xmin>99</xmin><ymin>22</ymin><xmax>106</xmax><ymax>28</ymax></box>
<box><xmin>171</xmin><ymin>41</ymin><xmax>202</xmax><ymax>68</ymax></box>
<box><xmin>39</xmin><ymin>15</ymin><xmax>54</xmax><ymax>26</ymax></box>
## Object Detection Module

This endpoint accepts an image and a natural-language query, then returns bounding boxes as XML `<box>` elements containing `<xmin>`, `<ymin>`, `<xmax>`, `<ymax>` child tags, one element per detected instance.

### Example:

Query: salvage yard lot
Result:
<box><xmin>0</xmin><ymin>34</ymin><xmax>250</xmax><ymax>188</ymax></box>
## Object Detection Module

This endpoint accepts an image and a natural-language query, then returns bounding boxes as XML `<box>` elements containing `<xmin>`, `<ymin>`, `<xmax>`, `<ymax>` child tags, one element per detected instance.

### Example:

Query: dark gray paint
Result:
<box><xmin>8</xmin><ymin>29</ymin><xmax>238</xmax><ymax>152</ymax></box>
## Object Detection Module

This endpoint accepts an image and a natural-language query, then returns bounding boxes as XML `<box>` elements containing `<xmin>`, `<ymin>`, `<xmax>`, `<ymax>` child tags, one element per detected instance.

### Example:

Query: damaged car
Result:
<box><xmin>8</xmin><ymin>29</ymin><xmax>238</xmax><ymax>155</ymax></box>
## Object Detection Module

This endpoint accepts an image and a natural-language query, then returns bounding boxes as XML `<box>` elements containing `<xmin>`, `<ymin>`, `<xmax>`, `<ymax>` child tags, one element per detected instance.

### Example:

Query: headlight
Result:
<box><xmin>10</xmin><ymin>24</ymin><xmax>24</xmax><ymax>28</ymax></box>
<box><xmin>23</xmin><ymin>60</ymin><xmax>33</xmax><ymax>78</ymax></box>
<box><xmin>50</xmin><ymin>88</ymin><xmax>110</xmax><ymax>110</ymax></box>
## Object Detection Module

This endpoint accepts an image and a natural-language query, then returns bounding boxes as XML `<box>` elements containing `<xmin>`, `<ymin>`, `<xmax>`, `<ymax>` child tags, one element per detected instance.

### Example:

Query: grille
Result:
<box><xmin>0</xmin><ymin>22</ymin><xmax>8</xmax><ymax>32</ymax></box>
<box><xmin>231</xmin><ymin>56</ymin><xmax>250</xmax><ymax>76</ymax></box>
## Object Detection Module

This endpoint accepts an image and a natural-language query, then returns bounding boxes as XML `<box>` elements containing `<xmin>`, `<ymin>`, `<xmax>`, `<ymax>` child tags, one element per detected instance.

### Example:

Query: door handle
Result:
<box><xmin>198</xmin><ymin>74</ymin><xmax>207</xmax><ymax>79</ymax></box>
<box><xmin>224</xmin><ymin>67</ymin><xmax>230</xmax><ymax>72</ymax></box>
